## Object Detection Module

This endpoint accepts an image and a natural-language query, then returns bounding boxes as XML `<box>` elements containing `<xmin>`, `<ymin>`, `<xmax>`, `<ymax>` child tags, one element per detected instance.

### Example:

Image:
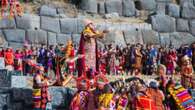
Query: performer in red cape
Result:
<box><xmin>78</xmin><ymin>19</ymin><xmax>109</xmax><ymax>77</ymax></box>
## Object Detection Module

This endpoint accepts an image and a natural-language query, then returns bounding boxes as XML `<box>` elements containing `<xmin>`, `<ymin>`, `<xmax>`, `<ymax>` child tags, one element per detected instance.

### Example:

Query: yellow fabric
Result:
<box><xmin>83</xmin><ymin>27</ymin><xmax>95</xmax><ymax>36</ymax></box>
<box><xmin>33</xmin><ymin>89</ymin><xmax>41</xmax><ymax>97</ymax></box>
<box><xmin>168</xmin><ymin>87</ymin><xmax>185</xmax><ymax>110</ymax></box>
<box><xmin>83</xmin><ymin>27</ymin><xmax>101</xmax><ymax>38</ymax></box>
<box><xmin>98</xmin><ymin>94</ymin><xmax>106</xmax><ymax>105</ymax></box>
<box><xmin>102</xmin><ymin>93</ymin><xmax>114</xmax><ymax>107</ymax></box>
<box><xmin>98</xmin><ymin>93</ymin><xmax>114</xmax><ymax>108</ymax></box>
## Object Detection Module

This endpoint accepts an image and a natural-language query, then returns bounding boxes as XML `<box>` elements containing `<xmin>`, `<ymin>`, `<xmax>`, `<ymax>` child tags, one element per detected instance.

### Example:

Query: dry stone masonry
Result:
<box><xmin>0</xmin><ymin>0</ymin><xmax>194</xmax><ymax>49</ymax></box>
<box><xmin>0</xmin><ymin>1</ymin><xmax>195</xmax><ymax>109</ymax></box>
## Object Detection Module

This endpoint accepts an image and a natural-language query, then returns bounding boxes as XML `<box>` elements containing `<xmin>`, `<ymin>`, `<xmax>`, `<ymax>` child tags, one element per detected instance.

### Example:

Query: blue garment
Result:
<box><xmin>38</xmin><ymin>48</ymin><xmax>47</xmax><ymax>68</ymax></box>
<box><xmin>186</xmin><ymin>49</ymin><xmax>192</xmax><ymax>58</ymax></box>
<box><xmin>149</xmin><ymin>48</ymin><xmax>158</xmax><ymax>64</ymax></box>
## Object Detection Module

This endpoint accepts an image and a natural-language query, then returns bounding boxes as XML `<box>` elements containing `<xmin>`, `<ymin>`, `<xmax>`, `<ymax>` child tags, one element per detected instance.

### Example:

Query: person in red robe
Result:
<box><xmin>4</xmin><ymin>48</ymin><xmax>14</xmax><ymax>66</ymax></box>
<box><xmin>78</xmin><ymin>19</ymin><xmax>109</xmax><ymax>77</ymax></box>
<box><xmin>14</xmin><ymin>49</ymin><xmax>23</xmax><ymax>75</ymax></box>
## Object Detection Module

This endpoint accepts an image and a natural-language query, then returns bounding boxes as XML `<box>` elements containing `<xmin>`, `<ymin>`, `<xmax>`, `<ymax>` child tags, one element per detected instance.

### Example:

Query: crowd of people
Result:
<box><xmin>0</xmin><ymin>41</ymin><xmax>195</xmax><ymax>77</ymax></box>
<box><xmin>0</xmin><ymin>18</ymin><xmax>195</xmax><ymax>110</ymax></box>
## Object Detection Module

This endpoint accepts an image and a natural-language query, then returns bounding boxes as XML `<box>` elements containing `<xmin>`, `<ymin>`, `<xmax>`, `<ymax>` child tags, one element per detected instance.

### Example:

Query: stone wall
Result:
<box><xmin>0</xmin><ymin>87</ymin><xmax>75</xmax><ymax>110</ymax></box>
<box><xmin>0</xmin><ymin>12</ymin><xmax>153</xmax><ymax>49</ymax></box>
<box><xmin>79</xmin><ymin>0</ymin><xmax>195</xmax><ymax>47</ymax></box>
<box><xmin>0</xmin><ymin>0</ymin><xmax>195</xmax><ymax>50</ymax></box>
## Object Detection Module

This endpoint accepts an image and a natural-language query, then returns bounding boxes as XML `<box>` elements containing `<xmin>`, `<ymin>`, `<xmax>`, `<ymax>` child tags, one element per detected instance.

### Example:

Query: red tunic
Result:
<box><xmin>78</xmin><ymin>27</ymin><xmax>99</xmax><ymax>76</ymax></box>
<box><xmin>4</xmin><ymin>51</ymin><xmax>14</xmax><ymax>65</ymax></box>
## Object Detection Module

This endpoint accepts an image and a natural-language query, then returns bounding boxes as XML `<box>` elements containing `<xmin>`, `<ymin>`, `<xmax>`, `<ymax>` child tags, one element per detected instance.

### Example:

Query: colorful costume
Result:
<box><xmin>168</xmin><ymin>84</ymin><xmax>195</xmax><ymax>110</ymax></box>
<box><xmin>1</xmin><ymin>0</ymin><xmax>23</xmax><ymax>18</ymax></box>
<box><xmin>98</xmin><ymin>50</ymin><xmax>107</xmax><ymax>75</ymax></box>
<box><xmin>71</xmin><ymin>75</ymin><xmax>90</xmax><ymax>110</ymax></box>
<box><xmin>98</xmin><ymin>93</ymin><xmax>114</xmax><ymax>109</ymax></box>
<box><xmin>107</xmin><ymin>47</ymin><xmax>116</xmax><ymax>75</ymax></box>
<box><xmin>4</xmin><ymin>49</ymin><xmax>14</xmax><ymax>66</ymax></box>
<box><xmin>181</xmin><ymin>55</ymin><xmax>194</xmax><ymax>88</ymax></box>
<box><xmin>166</xmin><ymin>51</ymin><xmax>177</xmax><ymax>75</ymax></box>
<box><xmin>117</xmin><ymin>94</ymin><xmax>129</xmax><ymax>110</ymax></box>
<box><xmin>67</xmin><ymin>49</ymin><xmax>75</xmax><ymax>74</ymax></box>
<box><xmin>134</xmin><ymin>95</ymin><xmax>157</xmax><ymax>110</ymax></box>
<box><xmin>78</xmin><ymin>26</ymin><xmax>100</xmax><ymax>76</ymax></box>
<box><xmin>133</xmin><ymin>47</ymin><xmax>142</xmax><ymax>70</ymax></box>
<box><xmin>33</xmin><ymin>70</ymin><xmax>50</xmax><ymax>110</ymax></box>
<box><xmin>38</xmin><ymin>48</ymin><xmax>47</xmax><ymax>68</ymax></box>
<box><xmin>147</xmin><ymin>88</ymin><xmax>165</xmax><ymax>110</ymax></box>
<box><xmin>1</xmin><ymin>0</ymin><xmax>8</xmax><ymax>18</ymax></box>
<box><xmin>14</xmin><ymin>52</ymin><xmax>23</xmax><ymax>74</ymax></box>
<box><xmin>192</xmin><ymin>46</ymin><xmax>195</xmax><ymax>70</ymax></box>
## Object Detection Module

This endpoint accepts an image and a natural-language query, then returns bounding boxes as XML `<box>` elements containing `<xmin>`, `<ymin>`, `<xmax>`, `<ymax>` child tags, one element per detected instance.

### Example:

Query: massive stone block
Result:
<box><xmin>104</xmin><ymin>13</ymin><xmax>119</xmax><ymax>19</ymax></box>
<box><xmin>15</xmin><ymin>14</ymin><xmax>31</xmax><ymax>29</ymax></box>
<box><xmin>26</xmin><ymin>30</ymin><xmax>47</xmax><ymax>44</ymax></box>
<box><xmin>60</xmin><ymin>18</ymin><xmax>77</xmax><ymax>34</ymax></box>
<box><xmin>179</xmin><ymin>0</ymin><xmax>194</xmax><ymax>5</ymax></box>
<box><xmin>0</xmin><ymin>30</ymin><xmax>7</xmax><ymax>47</ymax></box>
<box><xmin>39</xmin><ymin>5</ymin><xmax>57</xmax><ymax>17</ymax></box>
<box><xmin>169</xmin><ymin>32</ymin><xmax>195</xmax><ymax>48</ymax></box>
<box><xmin>159</xmin><ymin>33</ymin><xmax>171</xmax><ymax>46</ymax></box>
<box><xmin>48</xmin><ymin>32</ymin><xmax>57</xmax><ymax>45</ymax></box>
<box><xmin>122</xmin><ymin>0</ymin><xmax>135</xmax><ymax>17</ymax></box>
<box><xmin>123</xmin><ymin>29</ymin><xmax>144</xmax><ymax>44</ymax></box>
<box><xmin>142</xmin><ymin>30</ymin><xmax>160</xmax><ymax>44</ymax></box>
<box><xmin>8</xmin><ymin>42</ymin><xmax>23</xmax><ymax>50</ymax></box>
<box><xmin>190</xmin><ymin>20</ymin><xmax>195</xmax><ymax>36</ymax></box>
<box><xmin>77</xmin><ymin>18</ymin><xmax>85</xmax><ymax>34</ymax></box>
<box><xmin>56</xmin><ymin>34</ymin><xmax>72</xmax><ymax>45</ymax></box>
<box><xmin>0</xmin><ymin>94</ymin><xmax>10</xmax><ymax>109</ymax></box>
<box><xmin>156</xmin><ymin>2</ymin><xmax>166</xmax><ymax>14</ymax></box>
<box><xmin>166</xmin><ymin>3</ymin><xmax>180</xmax><ymax>18</ymax></box>
<box><xmin>0</xmin><ymin>18</ymin><xmax>16</xmax><ymax>29</ymax></box>
<box><xmin>139</xmin><ymin>0</ymin><xmax>157</xmax><ymax>11</ymax></box>
<box><xmin>41</xmin><ymin>16</ymin><xmax>60</xmax><ymax>33</ymax></box>
<box><xmin>156</xmin><ymin>0</ymin><xmax>172</xmax><ymax>2</ymax></box>
<box><xmin>94</xmin><ymin>22</ymin><xmax>106</xmax><ymax>31</ymax></box>
<box><xmin>98</xmin><ymin>2</ymin><xmax>105</xmax><ymax>14</ymax></box>
<box><xmin>11</xmin><ymin>88</ymin><xmax>33</xmax><ymax>107</ymax></box>
<box><xmin>3</xmin><ymin>29</ymin><xmax>25</xmax><ymax>43</ymax></box>
<box><xmin>100</xmin><ymin>31</ymin><xmax>126</xmax><ymax>47</ymax></box>
<box><xmin>176</xmin><ymin>19</ymin><xmax>189</xmax><ymax>32</ymax></box>
<box><xmin>151</xmin><ymin>14</ymin><xmax>176</xmax><ymax>32</ymax></box>
<box><xmin>16</xmin><ymin>14</ymin><xmax>40</xmax><ymax>30</ymax></box>
<box><xmin>181</xmin><ymin>2</ymin><xmax>195</xmax><ymax>19</ymax></box>
<box><xmin>80</xmin><ymin>0</ymin><xmax>97</xmax><ymax>13</ymax></box>
<box><xmin>72</xmin><ymin>34</ymin><xmax>81</xmax><ymax>46</ymax></box>
<box><xmin>105</xmin><ymin>0</ymin><xmax>123</xmax><ymax>15</ymax></box>
<box><xmin>49</xmin><ymin>87</ymin><xmax>75</xmax><ymax>108</ymax></box>
<box><xmin>11</xmin><ymin>76</ymin><xmax>33</xmax><ymax>89</ymax></box>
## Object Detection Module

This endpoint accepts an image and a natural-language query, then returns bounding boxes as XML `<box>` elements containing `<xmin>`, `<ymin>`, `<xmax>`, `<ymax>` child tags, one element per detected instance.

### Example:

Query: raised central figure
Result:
<box><xmin>78</xmin><ymin>19</ymin><xmax>108</xmax><ymax>76</ymax></box>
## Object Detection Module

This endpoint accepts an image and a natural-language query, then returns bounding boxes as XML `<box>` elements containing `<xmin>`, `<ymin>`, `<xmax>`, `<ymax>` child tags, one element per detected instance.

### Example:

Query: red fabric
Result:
<box><xmin>4</xmin><ymin>51</ymin><xmax>14</xmax><ymax>65</ymax></box>
<box><xmin>1</xmin><ymin>0</ymin><xmax>8</xmax><ymax>17</ymax></box>
<box><xmin>14</xmin><ymin>53</ymin><xmax>23</xmax><ymax>59</ymax></box>
<box><xmin>68</xmin><ymin>49</ymin><xmax>75</xmax><ymax>73</ymax></box>
<box><xmin>0</xmin><ymin>50</ymin><xmax>5</xmax><ymax>57</ymax></box>
<box><xmin>68</xmin><ymin>61</ymin><xmax>75</xmax><ymax>73</ymax></box>
<box><xmin>70</xmin><ymin>49</ymin><xmax>75</xmax><ymax>57</ymax></box>
<box><xmin>135</xmin><ymin>96</ymin><xmax>157</xmax><ymax>110</ymax></box>
<box><xmin>78</xmin><ymin>30</ymin><xmax>99</xmax><ymax>77</ymax></box>
<box><xmin>99</xmin><ymin>63</ymin><xmax>106</xmax><ymax>75</ymax></box>
<box><xmin>78</xmin><ymin>33</ymin><xmax>86</xmax><ymax>77</ymax></box>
